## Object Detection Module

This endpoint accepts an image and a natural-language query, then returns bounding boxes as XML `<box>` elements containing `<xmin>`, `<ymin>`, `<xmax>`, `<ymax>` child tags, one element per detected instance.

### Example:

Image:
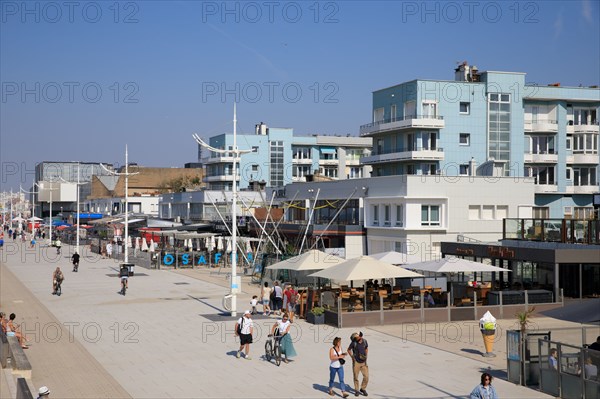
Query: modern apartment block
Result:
<box><xmin>359</xmin><ymin>63</ymin><xmax>600</xmax><ymax>218</ymax></box>
<box><xmin>200</xmin><ymin>122</ymin><xmax>372</xmax><ymax>191</ymax></box>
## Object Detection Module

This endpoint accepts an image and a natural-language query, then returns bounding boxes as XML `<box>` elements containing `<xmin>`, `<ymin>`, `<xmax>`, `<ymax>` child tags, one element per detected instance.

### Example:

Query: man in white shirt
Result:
<box><xmin>235</xmin><ymin>310</ymin><xmax>254</xmax><ymax>360</ymax></box>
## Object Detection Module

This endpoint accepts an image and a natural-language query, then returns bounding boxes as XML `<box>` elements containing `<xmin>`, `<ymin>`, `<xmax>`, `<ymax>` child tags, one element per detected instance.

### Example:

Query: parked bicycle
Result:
<box><xmin>265</xmin><ymin>333</ymin><xmax>283</xmax><ymax>366</ymax></box>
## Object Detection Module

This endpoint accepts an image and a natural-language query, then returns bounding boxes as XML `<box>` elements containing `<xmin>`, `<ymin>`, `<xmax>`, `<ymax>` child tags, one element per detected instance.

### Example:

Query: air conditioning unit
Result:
<box><xmin>384</xmin><ymin>221</ymin><xmax>391</xmax><ymax>226</ymax></box>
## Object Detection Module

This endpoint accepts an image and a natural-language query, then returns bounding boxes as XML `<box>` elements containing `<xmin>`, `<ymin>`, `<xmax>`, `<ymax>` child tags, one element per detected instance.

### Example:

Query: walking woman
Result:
<box><xmin>329</xmin><ymin>337</ymin><xmax>350</xmax><ymax>397</ymax></box>
<box><xmin>261</xmin><ymin>282</ymin><xmax>272</xmax><ymax>316</ymax></box>
<box><xmin>469</xmin><ymin>372</ymin><xmax>499</xmax><ymax>399</ymax></box>
<box><xmin>271</xmin><ymin>313</ymin><xmax>297</xmax><ymax>363</ymax></box>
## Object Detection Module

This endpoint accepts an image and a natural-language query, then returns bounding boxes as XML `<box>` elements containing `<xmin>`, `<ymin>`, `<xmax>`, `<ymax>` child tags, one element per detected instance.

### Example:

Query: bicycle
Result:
<box><xmin>264</xmin><ymin>334</ymin><xmax>283</xmax><ymax>366</ymax></box>
<box><xmin>120</xmin><ymin>278</ymin><xmax>127</xmax><ymax>296</ymax></box>
<box><xmin>72</xmin><ymin>261</ymin><xmax>79</xmax><ymax>272</ymax></box>
<box><xmin>54</xmin><ymin>279</ymin><xmax>62</xmax><ymax>296</ymax></box>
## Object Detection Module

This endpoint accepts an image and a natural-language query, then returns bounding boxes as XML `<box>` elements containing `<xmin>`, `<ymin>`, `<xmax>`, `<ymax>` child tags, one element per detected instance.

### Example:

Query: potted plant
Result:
<box><xmin>307</xmin><ymin>306</ymin><xmax>325</xmax><ymax>325</ymax></box>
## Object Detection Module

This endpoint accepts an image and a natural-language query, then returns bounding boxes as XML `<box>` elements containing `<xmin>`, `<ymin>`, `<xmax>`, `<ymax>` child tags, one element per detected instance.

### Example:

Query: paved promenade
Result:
<box><xmin>0</xmin><ymin>240</ymin><xmax>563</xmax><ymax>398</ymax></box>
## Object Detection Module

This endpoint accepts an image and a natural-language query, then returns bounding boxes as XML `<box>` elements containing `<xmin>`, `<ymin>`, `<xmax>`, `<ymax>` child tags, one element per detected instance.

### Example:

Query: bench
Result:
<box><xmin>7</xmin><ymin>336</ymin><xmax>32</xmax><ymax>379</ymax></box>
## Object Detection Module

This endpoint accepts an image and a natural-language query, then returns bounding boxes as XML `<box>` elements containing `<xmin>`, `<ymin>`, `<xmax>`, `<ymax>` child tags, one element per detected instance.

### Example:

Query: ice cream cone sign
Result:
<box><xmin>480</xmin><ymin>311</ymin><xmax>497</xmax><ymax>358</ymax></box>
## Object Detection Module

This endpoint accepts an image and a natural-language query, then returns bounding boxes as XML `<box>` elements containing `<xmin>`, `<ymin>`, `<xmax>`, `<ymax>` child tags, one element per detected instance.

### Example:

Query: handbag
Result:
<box><xmin>334</xmin><ymin>348</ymin><xmax>345</xmax><ymax>365</ymax></box>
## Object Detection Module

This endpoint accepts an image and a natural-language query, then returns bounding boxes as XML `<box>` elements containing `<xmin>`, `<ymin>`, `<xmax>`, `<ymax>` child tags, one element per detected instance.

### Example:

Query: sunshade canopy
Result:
<box><xmin>405</xmin><ymin>257</ymin><xmax>510</xmax><ymax>274</ymax></box>
<box><xmin>266</xmin><ymin>249</ymin><xmax>343</xmax><ymax>271</ymax></box>
<box><xmin>308</xmin><ymin>255</ymin><xmax>424</xmax><ymax>281</ymax></box>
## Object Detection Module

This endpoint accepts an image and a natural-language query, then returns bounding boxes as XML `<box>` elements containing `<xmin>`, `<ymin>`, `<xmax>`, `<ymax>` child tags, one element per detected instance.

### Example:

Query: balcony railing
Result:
<box><xmin>360</xmin><ymin>115</ymin><xmax>445</xmax><ymax>136</ymax></box>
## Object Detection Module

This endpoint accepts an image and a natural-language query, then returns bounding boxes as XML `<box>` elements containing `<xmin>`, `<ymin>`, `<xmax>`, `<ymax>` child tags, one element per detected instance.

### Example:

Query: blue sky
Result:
<box><xmin>1</xmin><ymin>0</ymin><xmax>599</xmax><ymax>190</ymax></box>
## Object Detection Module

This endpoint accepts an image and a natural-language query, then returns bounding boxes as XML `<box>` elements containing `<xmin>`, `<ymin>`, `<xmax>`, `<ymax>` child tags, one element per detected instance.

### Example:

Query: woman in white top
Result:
<box><xmin>271</xmin><ymin>313</ymin><xmax>297</xmax><ymax>363</ymax></box>
<box><xmin>261</xmin><ymin>282</ymin><xmax>272</xmax><ymax>316</ymax></box>
<box><xmin>328</xmin><ymin>337</ymin><xmax>349</xmax><ymax>397</ymax></box>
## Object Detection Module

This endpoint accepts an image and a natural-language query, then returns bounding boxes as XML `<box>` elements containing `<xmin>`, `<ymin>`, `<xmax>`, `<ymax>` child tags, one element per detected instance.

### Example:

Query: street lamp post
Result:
<box><xmin>101</xmin><ymin>146</ymin><xmax>138</xmax><ymax>266</ymax></box>
<box><xmin>58</xmin><ymin>164</ymin><xmax>82</xmax><ymax>255</ymax></box>
<box><xmin>20</xmin><ymin>185</ymin><xmax>39</xmax><ymax>236</ymax></box>
<box><xmin>193</xmin><ymin>103</ymin><xmax>252</xmax><ymax>317</ymax></box>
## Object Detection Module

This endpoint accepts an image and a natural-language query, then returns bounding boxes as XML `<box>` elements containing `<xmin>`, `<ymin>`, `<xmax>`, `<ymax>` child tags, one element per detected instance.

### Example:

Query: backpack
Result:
<box><xmin>236</xmin><ymin>317</ymin><xmax>244</xmax><ymax>335</ymax></box>
<box><xmin>270</xmin><ymin>287</ymin><xmax>276</xmax><ymax>301</ymax></box>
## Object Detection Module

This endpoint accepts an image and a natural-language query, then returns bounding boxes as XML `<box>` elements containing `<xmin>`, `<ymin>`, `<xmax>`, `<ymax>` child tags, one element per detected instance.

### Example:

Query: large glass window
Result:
<box><xmin>525</xmin><ymin>166</ymin><xmax>556</xmax><ymax>185</ymax></box>
<box><xmin>384</xmin><ymin>205</ymin><xmax>390</xmax><ymax>225</ymax></box>
<box><xmin>348</xmin><ymin>167</ymin><xmax>363</xmax><ymax>179</ymax></box>
<box><xmin>395</xmin><ymin>205</ymin><xmax>403</xmax><ymax>226</ymax></box>
<box><xmin>372</xmin><ymin>205</ymin><xmax>379</xmax><ymax>225</ymax></box>
<box><xmin>488</xmin><ymin>93</ymin><xmax>511</xmax><ymax>175</ymax></box>
<box><xmin>573</xmin><ymin>167</ymin><xmax>597</xmax><ymax>186</ymax></box>
<box><xmin>292</xmin><ymin>165</ymin><xmax>311</xmax><ymax>178</ymax></box>
<box><xmin>572</xmin><ymin>133</ymin><xmax>598</xmax><ymax>154</ymax></box>
<box><xmin>269</xmin><ymin>141</ymin><xmax>284</xmax><ymax>187</ymax></box>
<box><xmin>528</xmin><ymin>135</ymin><xmax>556</xmax><ymax>154</ymax></box>
<box><xmin>421</xmin><ymin>205</ymin><xmax>440</xmax><ymax>226</ymax></box>
<box><xmin>292</xmin><ymin>146</ymin><xmax>311</xmax><ymax>159</ymax></box>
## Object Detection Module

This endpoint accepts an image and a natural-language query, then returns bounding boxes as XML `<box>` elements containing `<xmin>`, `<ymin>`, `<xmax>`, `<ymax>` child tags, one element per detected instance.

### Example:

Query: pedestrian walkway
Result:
<box><xmin>0</xmin><ymin>241</ymin><xmax>553</xmax><ymax>398</ymax></box>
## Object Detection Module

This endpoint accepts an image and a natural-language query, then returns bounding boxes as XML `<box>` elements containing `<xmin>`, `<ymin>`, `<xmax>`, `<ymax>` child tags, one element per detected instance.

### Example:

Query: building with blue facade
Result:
<box><xmin>359</xmin><ymin>64</ymin><xmax>599</xmax><ymax>219</ymax></box>
<box><xmin>200</xmin><ymin>122</ymin><xmax>372</xmax><ymax>190</ymax></box>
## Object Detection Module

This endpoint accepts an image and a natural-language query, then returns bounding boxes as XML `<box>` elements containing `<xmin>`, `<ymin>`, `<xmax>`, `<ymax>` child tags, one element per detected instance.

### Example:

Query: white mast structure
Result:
<box><xmin>58</xmin><ymin>162</ymin><xmax>83</xmax><ymax>255</ymax></box>
<box><xmin>193</xmin><ymin>103</ymin><xmax>251</xmax><ymax>317</ymax></box>
<box><xmin>101</xmin><ymin>146</ymin><xmax>139</xmax><ymax>264</ymax></box>
<box><xmin>20</xmin><ymin>185</ymin><xmax>39</xmax><ymax>236</ymax></box>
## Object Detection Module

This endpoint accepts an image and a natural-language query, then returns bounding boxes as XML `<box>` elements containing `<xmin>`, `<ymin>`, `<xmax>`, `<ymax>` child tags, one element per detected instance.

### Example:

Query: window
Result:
<box><xmin>374</xmin><ymin>108</ymin><xmax>384</xmax><ymax>123</ymax></box>
<box><xmin>320</xmin><ymin>166</ymin><xmax>338</xmax><ymax>178</ymax></box>
<box><xmin>422</xmin><ymin>101</ymin><xmax>437</xmax><ymax>118</ymax></box>
<box><xmin>460</xmin><ymin>102</ymin><xmax>470</xmax><ymax>114</ymax></box>
<box><xmin>252</xmin><ymin>146</ymin><xmax>259</xmax><ymax>153</ymax></box>
<box><xmin>488</xmin><ymin>93</ymin><xmax>511</xmax><ymax>174</ymax></box>
<box><xmin>395</xmin><ymin>205</ymin><xmax>403</xmax><ymax>226</ymax></box>
<box><xmin>566</xmin><ymin>137</ymin><xmax>572</xmax><ymax>151</ymax></box>
<box><xmin>574</xmin><ymin>207</ymin><xmax>594</xmax><ymax>219</ymax></box>
<box><xmin>460</xmin><ymin>133</ymin><xmax>470</xmax><ymax>146</ymax></box>
<box><xmin>292</xmin><ymin>146</ymin><xmax>311</xmax><ymax>160</ymax></box>
<box><xmin>292</xmin><ymin>165</ymin><xmax>310</xmax><ymax>178</ymax></box>
<box><xmin>421</xmin><ymin>205</ymin><xmax>440</xmax><ymax>226</ymax></box>
<box><xmin>525</xmin><ymin>166</ymin><xmax>556</xmax><ymax>185</ymax></box>
<box><xmin>384</xmin><ymin>205</ymin><xmax>390</xmax><ymax>226</ymax></box>
<box><xmin>573</xmin><ymin>167</ymin><xmax>597</xmax><ymax>186</ymax></box>
<box><xmin>252</xmin><ymin>164</ymin><xmax>259</xmax><ymax>172</ymax></box>
<box><xmin>532</xmin><ymin>207</ymin><xmax>549</xmax><ymax>219</ymax></box>
<box><xmin>459</xmin><ymin>164</ymin><xmax>469</xmax><ymax>175</ymax></box>
<box><xmin>572</xmin><ymin>133</ymin><xmax>598</xmax><ymax>154</ymax></box>
<box><xmin>269</xmin><ymin>141</ymin><xmax>284</xmax><ymax>187</ymax></box>
<box><xmin>348</xmin><ymin>167</ymin><xmax>363</xmax><ymax>179</ymax></box>
<box><xmin>496</xmin><ymin>206</ymin><xmax>508</xmax><ymax>220</ymax></box>
<box><xmin>372</xmin><ymin>205</ymin><xmax>379</xmax><ymax>225</ymax></box>
<box><xmin>566</xmin><ymin>168</ymin><xmax>572</xmax><ymax>180</ymax></box>
<box><xmin>468</xmin><ymin>205</ymin><xmax>480</xmax><ymax>220</ymax></box>
<box><xmin>482</xmin><ymin>205</ymin><xmax>494</xmax><ymax>219</ymax></box>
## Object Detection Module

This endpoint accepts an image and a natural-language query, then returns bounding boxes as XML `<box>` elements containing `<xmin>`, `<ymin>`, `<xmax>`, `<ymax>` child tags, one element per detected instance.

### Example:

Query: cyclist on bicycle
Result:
<box><xmin>270</xmin><ymin>312</ymin><xmax>297</xmax><ymax>363</ymax></box>
<box><xmin>52</xmin><ymin>267</ymin><xmax>64</xmax><ymax>295</ymax></box>
<box><xmin>119</xmin><ymin>265</ymin><xmax>129</xmax><ymax>294</ymax></box>
<box><xmin>55</xmin><ymin>238</ymin><xmax>62</xmax><ymax>255</ymax></box>
<box><xmin>71</xmin><ymin>252</ymin><xmax>80</xmax><ymax>272</ymax></box>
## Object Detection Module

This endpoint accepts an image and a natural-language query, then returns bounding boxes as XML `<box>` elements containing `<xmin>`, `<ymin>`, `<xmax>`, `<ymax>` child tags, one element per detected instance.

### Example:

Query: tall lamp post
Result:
<box><xmin>38</xmin><ymin>182</ymin><xmax>58</xmax><ymax>245</ymax></box>
<box><xmin>58</xmin><ymin>163</ymin><xmax>83</xmax><ymax>255</ymax></box>
<box><xmin>20</xmin><ymin>185</ymin><xmax>39</xmax><ymax>236</ymax></box>
<box><xmin>193</xmin><ymin>103</ymin><xmax>251</xmax><ymax>317</ymax></box>
<box><xmin>101</xmin><ymin>146</ymin><xmax>138</xmax><ymax>267</ymax></box>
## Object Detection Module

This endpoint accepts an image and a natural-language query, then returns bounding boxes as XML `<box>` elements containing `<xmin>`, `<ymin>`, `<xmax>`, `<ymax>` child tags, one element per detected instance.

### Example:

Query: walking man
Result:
<box><xmin>235</xmin><ymin>310</ymin><xmax>254</xmax><ymax>360</ymax></box>
<box><xmin>347</xmin><ymin>332</ymin><xmax>369</xmax><ymax>396</ymax></box>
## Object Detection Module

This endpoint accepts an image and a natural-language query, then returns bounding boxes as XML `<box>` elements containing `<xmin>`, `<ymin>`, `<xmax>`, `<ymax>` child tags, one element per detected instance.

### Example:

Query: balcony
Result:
<box><xmin>361</xmin><ymin>148</ymin><xmax>445</xmax><ymax>165</ymax></box>
<box><xmin>566</xmin><ymin>122</ymin><xmax>600</xmax><ymax>134</ymax></box>
<box><xmin>359</xmin><ymin>115</ymin><xmax>445</xmax><ymax>136</ymax></box>
<box><xmin>524</xmin><ymin>152</ymin><xmax>558</xmax><ymax>163</ymax></box>
<box><xmin>566</xmin><ymin>153</ymin><xmax>599</xmax><ymax>164</ymax></box>
<box><xmin>204</xmin><ymin>174</ymin><xmax>239</xmax><ymax>182</ymax></box>
<box><xmin>524</xmin><ymin>119</ymin><xmax>558</xmax><ymax>133</ymax></box>
<box><xmin>534</xmin><ymin>184</ymin><xmax>558</xmax><ymax>193</ymax></box>
<box><xmin>292</xmin><ymin>158</ymin><xmax>313</xmax><ymax>164</ymax></box>
<box><xmin>202</xmin><ymin>155</ymin><xmax>236</xmax><ymax>165</ymax></box>
<box><xmin>565</xmin><ymin>185</ymin><xmax>600</xmax><ymax>194</ymax></box>
<box><xmin>318</xmin><ymin>159</ymin><xmax>339</xmax><ymax>166</ymax></box>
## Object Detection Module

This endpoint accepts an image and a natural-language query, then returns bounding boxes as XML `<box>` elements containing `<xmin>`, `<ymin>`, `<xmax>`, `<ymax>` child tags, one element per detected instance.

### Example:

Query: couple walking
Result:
<box><xmin>328</xmin><ymin>332</ymin><xmax>369</xmax><ymax>397</ymax></box>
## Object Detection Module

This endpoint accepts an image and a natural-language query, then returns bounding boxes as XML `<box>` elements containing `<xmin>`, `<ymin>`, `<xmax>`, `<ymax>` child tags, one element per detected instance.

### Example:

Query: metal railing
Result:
<box><xmin>360</xmin><ymin>114</ymin><xmax>444</xmax><ymax>130</ymax></box>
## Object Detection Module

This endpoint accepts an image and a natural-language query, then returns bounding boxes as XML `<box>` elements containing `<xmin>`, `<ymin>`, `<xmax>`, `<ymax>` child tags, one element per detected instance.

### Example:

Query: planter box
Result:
<box><xmin>307</xmin><ymin>312</ymin><xmax>325</xmax><ymax>325</ymax></box>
